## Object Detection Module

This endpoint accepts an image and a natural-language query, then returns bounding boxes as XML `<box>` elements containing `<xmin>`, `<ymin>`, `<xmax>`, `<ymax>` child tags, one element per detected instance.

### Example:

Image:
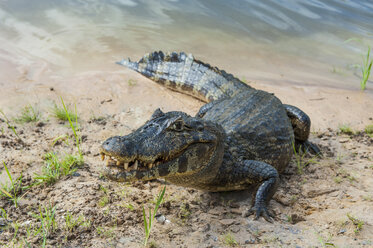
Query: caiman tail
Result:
<box><xmin>116</xmin><ymin>51</ymin><xmax>253</xmax><ymax>102</ymax></box>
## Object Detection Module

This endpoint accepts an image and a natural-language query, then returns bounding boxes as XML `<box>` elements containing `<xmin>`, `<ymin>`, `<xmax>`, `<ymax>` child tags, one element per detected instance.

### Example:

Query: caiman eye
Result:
<box><xmin>170</xmin><ymin>120</ymin><xmax>184</xmax><ymax>131</ymax></box>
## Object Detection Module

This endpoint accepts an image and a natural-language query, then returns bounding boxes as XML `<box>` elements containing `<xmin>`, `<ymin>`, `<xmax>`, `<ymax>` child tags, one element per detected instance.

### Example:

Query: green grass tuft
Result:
<box><xmin>0</xmin><ymin>162</ymin><xmax>30</xmax><ymax>207</ymax></box>
<box><xmin>60</xmin><ymin>97</ymin><xmax>82</xmax><ymax>157</ymax></box>
<box><xmin>222</xmin><ymin>232</ymin><xmax>238</xmax><ymax>247</ymax></box>
<box><xmin>360</xmin><ymin>46</ymin><xmax>372</xmax><ymax>90</ymax></box>
<box><xmin>0</xmin><ymin>109</ymin><xmax>21</xmax><ymax>140</ymax></box>
<box><xmin>128</xmin><ymin>78</ymin><xmax>137</xmax><ymax>86</ymax></box>
<box><xmin>344</xmin><ymin>38</ymin><xmax>372</xmax><ymax>90</ymax></box>
<box><xmin>30</xmin><ymin>203</ymin><xmax>57</xmax><ymax>247</ymax></box>
<box><xmin>15</xmin><ymin>105</ymin><xmax>40</xmax><ymax>123</ymax></box>
<box><xmin>34</xmin><ymin>153</ymin><xmax>83</xmax><ymax>186</ymax></box>
<box><xmin>347</xmin><ymin>213</ymin><xmax>364</xmax><ymax>234</ymax></box>
<box><xmin>64</xmin><ymin>211</ymin><xmax>91</xmax><ymax>233</ymax></box>
<box><xmin>292</xmin><ymin>143</ymin><xmax>318</xmax><ymax>174</ymax></box>
<box><xmin>338</xmin><ymin>124</ymin><xmax>354</xmax><ymax>135</ymax></box>
<box><xmin>51</xmin><ymin>102</ymin><xmax>77</xmax><ymax>122</ymax></box>
<box><xmin>365</xmin><ymin>124</ymin><xmax>373</xmax><ymax>138</ymax></box>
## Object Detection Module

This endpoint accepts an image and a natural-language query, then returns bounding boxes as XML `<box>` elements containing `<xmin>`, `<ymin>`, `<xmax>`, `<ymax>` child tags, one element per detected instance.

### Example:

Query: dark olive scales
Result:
<box><xmin>101</xmin><ymin>51</ymin><xmax>320</xmax><ymax>221</ymax></box>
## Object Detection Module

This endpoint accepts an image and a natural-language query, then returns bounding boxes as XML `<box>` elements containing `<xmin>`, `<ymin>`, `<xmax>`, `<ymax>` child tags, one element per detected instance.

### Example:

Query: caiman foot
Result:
<box><xmin>246</xmin><ymin>202</ymin><xmax>275</xmax><ymax>223</ymax></box>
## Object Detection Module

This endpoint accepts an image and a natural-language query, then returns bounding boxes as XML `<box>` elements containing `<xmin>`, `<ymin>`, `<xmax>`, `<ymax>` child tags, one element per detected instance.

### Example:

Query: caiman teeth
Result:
<box><xmin>133</xmin><ymin>160</ymin><xmax>138</xmax><ymax>170</ymax></box>
<box><xmin>103</xmin><ymin>155</ymin><xmax>165</xmax><ymax>172</ymax></box>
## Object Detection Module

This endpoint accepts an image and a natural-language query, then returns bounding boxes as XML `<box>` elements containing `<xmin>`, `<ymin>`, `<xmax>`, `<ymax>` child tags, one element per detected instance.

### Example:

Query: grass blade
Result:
<box><xmin>60</xmin><ymin>97</ymin><xmax>82</xmax><ymax>156</ymax></box>
<box><xmin>143</xmin><ymin>207</ymin><xmax>148</xmax><ymax>235</ymax></box>
<box><xmin>3</xmin><ymin>161</ymin><xmax>13</xmax><ymax>184</ymax></box>
<box><xmin>0</xmin><ymin>188</ymin><xmax>12</xmax><ymax>198</ymax></box>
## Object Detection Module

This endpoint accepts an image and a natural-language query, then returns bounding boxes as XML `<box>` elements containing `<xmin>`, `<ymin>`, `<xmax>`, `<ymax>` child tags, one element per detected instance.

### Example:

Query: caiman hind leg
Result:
<box><xmin>284</xmin><ymin>104</ymin><xmax>321</xmax><ymax>155</ymax></box>
<box><xmin>212</xmin><ymin>160</ymin><xmax>279</xmax><ymax>222</ymax></box>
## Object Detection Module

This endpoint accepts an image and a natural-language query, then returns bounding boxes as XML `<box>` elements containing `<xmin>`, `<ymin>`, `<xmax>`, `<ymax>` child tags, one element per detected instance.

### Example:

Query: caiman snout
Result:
<box><xmin>101</xmin><ymin>136</ymin><xmax>136</xmax><ymax>159</ymax></box>
<box><xmin>102</xmin><ymin>136</ymin><xmax>119</xmax><ymax>150</ymax></box>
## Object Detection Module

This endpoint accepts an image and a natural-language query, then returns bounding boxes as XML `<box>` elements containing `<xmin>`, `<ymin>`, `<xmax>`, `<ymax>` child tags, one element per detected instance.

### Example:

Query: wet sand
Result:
<box><xmin>1</xmin><ymin>51</ymin><xmax>372</xmax><ymax>131</ymax></box>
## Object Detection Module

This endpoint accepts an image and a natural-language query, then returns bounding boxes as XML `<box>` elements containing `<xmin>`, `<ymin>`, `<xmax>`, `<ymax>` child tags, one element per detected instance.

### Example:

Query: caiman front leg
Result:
<box><xmin>284</xmin><ymin>104</ymin><xmax>321</xmax><ymax>155</ymax></box>
<box><xmin>213</xmin><ymin>160</ymin><xmax>279</xmax><ymax>222</ymax></box>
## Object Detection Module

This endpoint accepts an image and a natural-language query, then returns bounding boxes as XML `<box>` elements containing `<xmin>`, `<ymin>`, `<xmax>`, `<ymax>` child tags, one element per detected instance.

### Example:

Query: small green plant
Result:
<box><xmin>292</xmin><ymin>143</ymin><xmax>318</xmax><ymax>174</ymax></box>
<box><xmin>96</xmin><ymin>225</ymin><xmax>116</xmax><ymax>239</ymax></box>
<box><xmin>331</xmin><ymin>66</ymin><xmax>347</xmax><ymax>76</ymax></box>
<box><xmin>51</xmin><ymin>102</ymin><xmax>77</xmax><ymax>122</ymax></box>
<box><xmin>365</xmin><ymin>124</ymin><xmax>373</xmax><ymax>138</ymax></box>
<box><xmin>338</xmin><ymin>124</ymin><xmax>354</xmax><ymax>135</ymax></box>
<box><xmin>34</xmin><ymin>152</ymin><xmax>83</xmax><ymax>185</ymax></box>
<box><xmin>11</xmin><ymin>220</ymin><xmax>21</xmax><ymax>241</ymax></box>
<box><xmin>0</xmin><ymin>162</ymin><xmax>26</xmax><ymax>207</ymax></box>
<box><xmin>31</xmin><ymin>203</ymin><xmax>57</xmax><ymax>247</ymax></box>
<box><xmin>362</xmin><ymin>195</ymin><xmax>372</xmax><ymax>201</ymax></box>
<box><xmin>128</xmin><ymin>78</ymin><xmax>137</xmax><ymax>86</ymax></box>
<box><xmin>0</xmin><ymin>208</ymin><xmax>7</xmax><ymax>219</ymax></box>
<box><xmin>51</xmin><ymin>134</ymin><xmax>70</xmax><ymax>146</ymax></box>
<box><xmin>64</xmin><ymin>211</ymin><xmax>90</xmax><ymax>232</ymax></box>
<box><xmin>98</xmin><ymin>195</ymin><xmax>109</xmax><ymax>207</ymax></box>
<box><xmin>142</xmin><ymin>186</ymin><xmax>166</xmax><ymax>246</ymax></box>
<box><xmin>0</xmin><ymin>109</ymin><xmax>21</xmax><ymax>140</ymax></box>
<box><xmin>222</xmin><ymin>232</ymin><xmax>238</xmax><ymax>247</ymax></box>
<box><xmin>335</xmin><ymin>153</ymin><xmax>345</xmax><ymax>164</ymax></box>
<box><xmin>334</xmin><ymin>176</ymin><xmax>342</xmax><ymax>184</ymax></box>
<box><xmin>290</xmin><ymin>195</ymin><xmax>298</xmax><ymax>205</ymax></box>
<box><xmin>286</xmin><ymin>215</ymin><xmax>293</xmax><ymax>223</ymax></box>
<box><xmin>347</xmin><ymin>213</ymin><xmax>364</xmax><ymax>234</ymax></box>
<box><xmin>15</xmin><ymin>105</ymin><xmax>40</xmax><ymax>123</ymax></box>
<box><xmin>98</xmin><ymin>185</ymin><xmax>110</xmax><ymax>207</ymax></box>
<box><xmin>177</xmin><ymin>203</ymin><xmax>191</xmax><ymax>222</ymax></box>
<box><xmin>60</xmin><ymin>97</ymin><xmax>82</xmax><ymax>157</ymax></box>
<box><xmin>360</xmin><ymin>46</ymin><xmax>372</xmax><ymax>90</ymax></box>
<box><xmin>315</xmin><ymin>231</ymin><xmax>336</xmax><ymax>247</ymax></box>
<box><xmin>345</xmin><ymin>38</ymin><xmax>372</xmax><ymax>90</ymax></box>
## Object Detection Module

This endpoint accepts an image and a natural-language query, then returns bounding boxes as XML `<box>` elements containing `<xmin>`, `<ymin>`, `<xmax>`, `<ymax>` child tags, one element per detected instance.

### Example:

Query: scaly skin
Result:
<box><xmin>101</xmin><ymin>51</ymin><xmax>320</xmax><ymax>221</ymax></box>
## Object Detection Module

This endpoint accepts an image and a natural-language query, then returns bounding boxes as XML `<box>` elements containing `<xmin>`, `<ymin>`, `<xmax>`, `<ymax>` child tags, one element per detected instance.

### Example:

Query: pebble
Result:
<box><xmin>219</xmin><ymin>219</ymin><xmax>236</xmax><ymax>226</ymax></box>
<box><xmin>245</xmin><ymin>238</ymin><xmax>256</xmax><ymax>244</ymax></box>
<box><xmin>339</xmin><ymin>138</ymin><xmax>350</xmax><ymax>143</ymax></box>
<box><xmin>21</xmin><ymin>220</ymin><xmax>31</xmax><ymax>227</ymax></box>
<box><xmin>230</xmin><ymin>208</ymin><xmax>242</xmax><ymax>215</ymax></box>
<box><xmin>155</xmin><ymin>214</ymin><xmax>166</xmax><ymax>224</ymax></box>
<box><xmin>75</xmin><ymin>183</ymin><xmax>84</xmax><ymax>189</ymax></box>
<box><xmin>230</xmin><ymin>225</ymin><xmax>240</xmax><ymax>233</ymax></box>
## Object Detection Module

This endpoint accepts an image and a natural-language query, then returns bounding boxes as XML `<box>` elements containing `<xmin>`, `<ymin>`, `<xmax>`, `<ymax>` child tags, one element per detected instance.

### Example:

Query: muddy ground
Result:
<box><xmin>0</xmin><ymin>98</ymin><xmax>372</xmax><ymax>248</ymax></box>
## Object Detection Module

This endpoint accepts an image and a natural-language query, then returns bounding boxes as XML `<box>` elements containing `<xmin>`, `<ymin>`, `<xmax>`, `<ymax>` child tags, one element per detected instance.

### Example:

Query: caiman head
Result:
<box><xmin>100</xmin><ymin>108</ymin><xmax>225</xmax><ymax>186</ymax></box>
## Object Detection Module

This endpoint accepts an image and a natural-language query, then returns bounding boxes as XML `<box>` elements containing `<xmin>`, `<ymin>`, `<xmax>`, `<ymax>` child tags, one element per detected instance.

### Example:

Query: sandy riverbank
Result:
<box><xmin>0</xmin><ymin>54</ymin><xmax>373</xmax><ymax>247</ymax></box>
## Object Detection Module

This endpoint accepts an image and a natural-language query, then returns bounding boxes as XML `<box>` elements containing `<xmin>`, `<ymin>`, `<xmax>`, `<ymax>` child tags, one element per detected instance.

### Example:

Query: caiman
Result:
<box><xmin>100</xmin><ymin>51</ymin><xmax>320</xmax><ymax>221</ymax></box>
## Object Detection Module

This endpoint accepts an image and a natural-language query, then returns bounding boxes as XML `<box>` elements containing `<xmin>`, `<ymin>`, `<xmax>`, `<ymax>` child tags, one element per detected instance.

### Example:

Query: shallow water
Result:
<box><xmin>0</xmin><ymin>0</ymin><xmax>373</xmax><ymax>90</ymax></box>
